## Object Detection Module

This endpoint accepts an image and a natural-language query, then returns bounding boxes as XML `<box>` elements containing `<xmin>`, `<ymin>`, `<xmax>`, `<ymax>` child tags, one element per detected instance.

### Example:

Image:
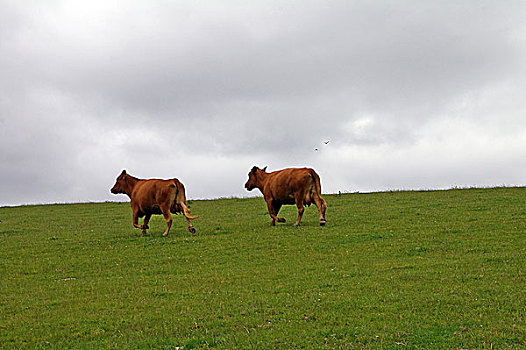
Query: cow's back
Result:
<box><xmin>265</xmin><ymin>168</ymin><xmax>315</xmax><ymax>200</ymax></box>
<box><xmin>131</xmin><ymin>179</ymin><xmax>176</xmax><ymax>212</ymax></box>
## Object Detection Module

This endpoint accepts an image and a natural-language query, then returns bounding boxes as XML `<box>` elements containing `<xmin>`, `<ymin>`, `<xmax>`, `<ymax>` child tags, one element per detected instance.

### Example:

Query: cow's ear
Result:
<box><xmin>121</xmin><ymin>169</ymin><xmax>127</xmax><ymax>175</ymax></box>
<box><xmin>251</xmin><ymin>166</ymin><xmax>258</xmax><ymax>173</ymax></box>
<box><xmin>262</xmin><ymin>166</ymin><xmax>267</xmax><ymax>172</ymax></box>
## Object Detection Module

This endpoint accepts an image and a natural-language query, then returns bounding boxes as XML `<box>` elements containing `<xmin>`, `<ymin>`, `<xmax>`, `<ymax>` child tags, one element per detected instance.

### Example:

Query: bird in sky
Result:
<box><xmin>315</xmin><ymin>140</ymin><xmax>330</xmax><ymax>151</ymax></box>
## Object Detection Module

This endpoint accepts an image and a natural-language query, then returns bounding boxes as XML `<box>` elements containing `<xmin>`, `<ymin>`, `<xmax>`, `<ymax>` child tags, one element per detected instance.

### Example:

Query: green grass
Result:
<box><xmin>1</xmin><ymin>188</ymin><xmax>525</xmax><ymax>349</ymax></box>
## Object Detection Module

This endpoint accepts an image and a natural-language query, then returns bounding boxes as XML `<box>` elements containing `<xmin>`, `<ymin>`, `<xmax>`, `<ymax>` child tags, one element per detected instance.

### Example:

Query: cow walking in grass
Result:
<box><xmin>110</xmin><ymin>170</ymin><xmax>198</xmax><ymax>236</ymax></box>
<box><xmin>244</xmin><ymin>166</ymin><xmax>327</xmax><ymax>227</ymax></box>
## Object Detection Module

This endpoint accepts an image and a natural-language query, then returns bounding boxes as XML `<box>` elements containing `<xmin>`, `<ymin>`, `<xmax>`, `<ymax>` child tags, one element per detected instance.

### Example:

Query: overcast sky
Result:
<box><xmin>1</xmin><ymin>1</ymin><xmax>526</xmax><ymax>206</ymax></box>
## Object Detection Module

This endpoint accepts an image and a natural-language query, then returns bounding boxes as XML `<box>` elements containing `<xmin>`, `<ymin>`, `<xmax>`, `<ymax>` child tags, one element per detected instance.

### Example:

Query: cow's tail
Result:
<box><xmin>309</xmin><ymin>169</ymin><xmax>327</xmax><ymax>225</ymax></box>
<box><xmin>309</xmin><ymin>169</ymin><xmax>323</xmax><ymax>197</ymax></box>
<box><xmin>182</xmin><ymin>204</ymin><xmax>199</xmax><ymax>221</ymax></box>
<box><xmin>173</xmin><ymin>180</ymin><xmax>200</xmax><ymax>220</ymax></box>
<box><xmin>310</xmin><ymin>169</ymin><xmax>327</xmax><ymax>204</ymax></box>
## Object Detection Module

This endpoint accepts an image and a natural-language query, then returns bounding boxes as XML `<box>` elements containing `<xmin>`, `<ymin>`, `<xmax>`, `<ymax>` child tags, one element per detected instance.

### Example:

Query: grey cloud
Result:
<box><xmin>1</xmin><ymin>1</ymin><xmax>525</xmax><ymax>205</ymax></box>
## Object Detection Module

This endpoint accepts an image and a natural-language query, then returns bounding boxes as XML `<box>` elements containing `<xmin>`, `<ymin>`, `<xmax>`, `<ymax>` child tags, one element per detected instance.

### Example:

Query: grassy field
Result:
<box><xmin>1</xmin><ymin>188</ymin><xmax>525</xmax><ymax>349</ymax></box>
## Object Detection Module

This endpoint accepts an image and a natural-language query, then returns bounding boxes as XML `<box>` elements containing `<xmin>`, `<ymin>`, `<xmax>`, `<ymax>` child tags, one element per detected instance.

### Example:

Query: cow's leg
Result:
<box><xmin>293</xmin><ymin>195</ymin><xmax>305</xmax><ymax>227</ymax></box>
<box><xmin>321</xmin><ymin>197</ymin><xmax>327</xmax><ymax>224</ymax></box>
<box><xmin>272</xmin><ymin>202</ymin><xmax>286</xmax><ymax>223</ymax></box>
<box><xmin>180</xmin><ymin>202</ymin><xmax>196</xmax><ymax>234</ymax></box>
<box><xmin>142</xmin><ymin>213</ymin><xmax>152</xmax><ymax>235</ymax></box>
<box><xmin>266</xmin><ymin>198</ymin><xmax>280</xmax><ymax>226</ymax></box>
<box><xmin>159</xmin><ymin>204</ymin><xmax>173</xmax><ymax>237</ymax></box>
<box><xmin>132</xmin><ymin>206</ymin><xmax>145</xmax><ymax>230</ymax></box>
<box><xmin>313</xmin><ymin>195</ymin><xmax>327</xmax><ymax>226</ymax></box>
<box><xmin>161</xmin><ymin>212</ymin><xmax>172</xmax><ymax>237</ymax></box>
<box><xmin>185</xmin><ymin>216</ymin><xmax>196</xmax><ymax>234</ymax></box>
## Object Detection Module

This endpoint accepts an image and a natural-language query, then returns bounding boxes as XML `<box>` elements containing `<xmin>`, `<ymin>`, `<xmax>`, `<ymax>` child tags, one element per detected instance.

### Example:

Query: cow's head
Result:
<box><xmin>244</xmin><ymin>166</ymin><xmax>267</xmax><ymax>191</ymax></box>
<box><xmin>110</xmin><ymin>170</ymin><xmax>128</xmax><ymax>194</ymax></box>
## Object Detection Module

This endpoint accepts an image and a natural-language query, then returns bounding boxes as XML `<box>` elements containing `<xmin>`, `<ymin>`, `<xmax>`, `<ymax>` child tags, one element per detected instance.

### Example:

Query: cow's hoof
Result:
<box><xmin>320</xmin><ymin>221</ymin><xmax>326</xmax><ymax>226</ymax></box>
<box><xmin>293</xmin><ymin>223</ymin><xmax>300</xmax><ymax>227</ymax></box>
<box><xmin>142</xmin><ymin>224</ymin><xmax>149</xmax><ymax>229</ymax></box>
<box><xmin>162</xmin><ymin>232</ymin><xmax>169</xmax><ymax>237</ymax></box>
<box><xmin>188</xmin><ymin>226</ymin><xmax>196</xmax><ymax>234</ymax></box>
<box><xmin>277</xmin><ymin>218</ymin><xmax>286</xmax><ymax>223</ymax></box>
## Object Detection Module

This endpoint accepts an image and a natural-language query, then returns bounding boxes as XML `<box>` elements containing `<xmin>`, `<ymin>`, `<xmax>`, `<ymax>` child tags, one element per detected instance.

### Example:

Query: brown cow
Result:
<box><xmin>244</xmin><ymin>166</ymin><xmax>327</xmax><ymax>227</ymax></box>
<box><xmin>110</xmin><ymin>170</ymin><xmax>198</xmax><ymax>236</ymax></box>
